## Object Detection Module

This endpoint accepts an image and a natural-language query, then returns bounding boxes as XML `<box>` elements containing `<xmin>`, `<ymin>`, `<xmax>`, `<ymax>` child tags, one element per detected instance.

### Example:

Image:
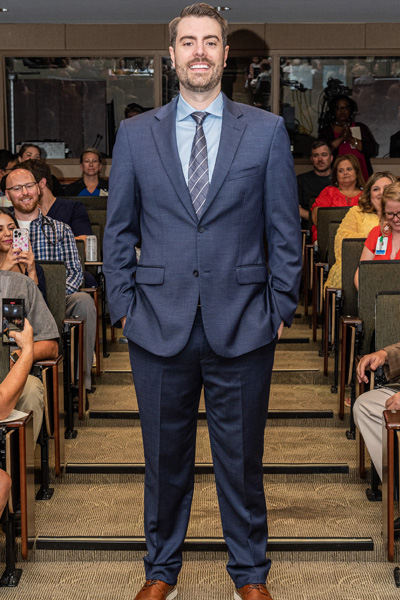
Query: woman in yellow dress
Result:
<box><xmin>325</xmin><ymin>171</ymin><xmax>398</xmax><ymax>289</ymax></box>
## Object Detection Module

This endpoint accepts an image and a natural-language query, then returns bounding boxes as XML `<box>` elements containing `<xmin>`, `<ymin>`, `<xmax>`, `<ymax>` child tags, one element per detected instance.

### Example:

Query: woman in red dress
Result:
<box><xmin>319</xmin><ymin>94</ymin><xmax>378</xmax><ymax>182</ymax></box>
<box><xmin>311</xmin><ymin>154</ymin><xmax>364</xmax><ymax>243</ymax></box>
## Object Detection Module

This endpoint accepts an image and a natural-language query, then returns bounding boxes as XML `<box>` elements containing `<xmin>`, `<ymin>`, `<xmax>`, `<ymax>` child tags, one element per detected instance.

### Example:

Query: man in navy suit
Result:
<box><xmin>103</xmin><ymin>4</ymin><xmax>302</xmax><ymax>599</ymax></box>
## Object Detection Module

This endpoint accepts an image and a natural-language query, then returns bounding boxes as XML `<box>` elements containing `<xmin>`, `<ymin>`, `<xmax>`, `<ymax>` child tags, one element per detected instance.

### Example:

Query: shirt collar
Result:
<box><xmin>30</xmin><ymin>208</ymin><xmax>43</xmax><ymax>226</ymax></box>
<box><xmin>177</xmin><ymin>92</ymin><xmax>223</xmax><ymax>122</ymax></box>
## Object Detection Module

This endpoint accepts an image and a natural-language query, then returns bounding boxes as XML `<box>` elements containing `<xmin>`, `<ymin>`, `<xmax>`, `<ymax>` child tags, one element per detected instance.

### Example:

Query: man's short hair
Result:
<box><xmin>124</xmin><ymin>103</ymin><xmax>144</xmax><ymax>119</ymax></box>
<box><xmin>169</xmin><ymin>3</ymin><xmax>228</xmax><ymax>49</ymax></box>
<box><xmin>311</xmin><ymin>140</ymin><xmax>331</xmax><ymax>154</ymax></box>
<box><xmin>19</xmin><ymin>159</ymin><xmax>53</xmax><ymax>192</ymax></box>
<box><xmin>80</xmin><ymin>148</ymin><xmax>102</xmax><ymax>164</ymax></box>
<box><xmin>1</xmin><ymin>164</ymin><xmax>41</xmax><ymax>194</ymax></box>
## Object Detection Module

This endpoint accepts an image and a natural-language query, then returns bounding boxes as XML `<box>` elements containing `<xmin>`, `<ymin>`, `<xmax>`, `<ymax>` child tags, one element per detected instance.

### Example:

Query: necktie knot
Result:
<box><xmin>191</xmin><ymin>111</ymin><xmax>208</xmax><ymax>126</ymax></box>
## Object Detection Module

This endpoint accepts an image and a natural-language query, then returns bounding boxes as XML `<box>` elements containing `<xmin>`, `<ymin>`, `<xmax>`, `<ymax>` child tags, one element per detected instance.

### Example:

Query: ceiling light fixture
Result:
<box><xmin>0</xmin><ymin>8</ymin><xmax>8</xmax><ymax>11</ymax></box>
<box><xmin>214</xmin><ymin>6</ymin><xmax>231</xmax><ymax>11</ymax></box>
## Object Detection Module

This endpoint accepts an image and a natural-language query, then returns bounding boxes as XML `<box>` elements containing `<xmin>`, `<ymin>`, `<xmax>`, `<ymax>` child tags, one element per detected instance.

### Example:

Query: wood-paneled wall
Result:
<box><xmin>0</xmin><ymin>22</ymin><xmax>399</xmax><ymax>52</ymax></box>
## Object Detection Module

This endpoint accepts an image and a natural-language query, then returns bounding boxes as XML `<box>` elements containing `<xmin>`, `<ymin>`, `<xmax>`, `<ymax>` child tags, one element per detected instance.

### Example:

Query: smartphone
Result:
<box><xmin>12</xmin><ymin>229</ymin><xmax>29</xmax><ymax>252</ymax></box>
<box><xmin>2</xmin><ymin>299</ymin><xmax>25</xmax><ymax>345</ymax></box>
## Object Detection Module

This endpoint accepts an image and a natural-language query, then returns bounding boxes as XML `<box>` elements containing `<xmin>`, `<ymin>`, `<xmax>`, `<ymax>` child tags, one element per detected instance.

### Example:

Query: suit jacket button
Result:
<box><xmin>198</xmin><ymin>226</ymin><xmax>205</xmax><ymax>233</ymax></box>
<box><xmin>193</xmin><ymin>270</ymin><xmax>199</xmax><ymax>277</ymax></box>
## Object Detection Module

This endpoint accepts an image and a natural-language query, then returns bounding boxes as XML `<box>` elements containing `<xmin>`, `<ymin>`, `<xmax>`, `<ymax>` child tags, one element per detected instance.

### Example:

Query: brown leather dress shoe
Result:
<box><xmin>133</xmin><ymin>579</ymin><xmax>177</xmax><ymax>600</ymax></box>
<box><xmin>234</xmin><ymin>583</ymin><xmax>274</xmax><ymax>600</ymax></box>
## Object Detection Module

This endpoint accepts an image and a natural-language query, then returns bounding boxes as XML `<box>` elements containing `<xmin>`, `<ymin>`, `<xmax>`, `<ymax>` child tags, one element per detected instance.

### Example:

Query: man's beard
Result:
<box><xmin>14</xmin><ymin>197</ymin><xmax>39</xmax><ymax>215</ymax></box>
<box><xmin>175</xmin><ymin>60</ymin><xmax>224</xmax><ymax>93</ymax></box>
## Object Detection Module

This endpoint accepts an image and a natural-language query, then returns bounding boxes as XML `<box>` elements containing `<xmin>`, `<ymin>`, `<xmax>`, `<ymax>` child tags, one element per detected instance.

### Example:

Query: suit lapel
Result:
<box><xmin>151</xmin><ymin>99</ymin><xmax>197</xmax><ymax>223</ymax></box>
<box><xmin>199</xmin><ymin>97</ymin><xmax>246</xmax><ymax>221</ymax></box>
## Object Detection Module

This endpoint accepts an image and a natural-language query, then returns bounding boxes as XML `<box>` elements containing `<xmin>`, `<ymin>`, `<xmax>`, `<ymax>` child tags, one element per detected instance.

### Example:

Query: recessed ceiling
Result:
<box><xmin>0</xmin><ymin>0</ymin><xmax>399</xmax><ymax>24</ymax></box>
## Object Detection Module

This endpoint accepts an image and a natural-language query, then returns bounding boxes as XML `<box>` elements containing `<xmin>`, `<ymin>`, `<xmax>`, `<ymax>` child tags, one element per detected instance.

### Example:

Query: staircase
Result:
<box><xmin>4</xmin><ymin>306</ymin><xmax>399</xmax><ymax>599</ymax></box>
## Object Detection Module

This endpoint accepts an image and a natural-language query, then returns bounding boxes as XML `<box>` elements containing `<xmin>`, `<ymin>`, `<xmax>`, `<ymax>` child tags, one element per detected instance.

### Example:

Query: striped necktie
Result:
<box><xmin>188</xmin><ymin>111</ymin><xmax>209</xmax><ymax>219</ymax></box>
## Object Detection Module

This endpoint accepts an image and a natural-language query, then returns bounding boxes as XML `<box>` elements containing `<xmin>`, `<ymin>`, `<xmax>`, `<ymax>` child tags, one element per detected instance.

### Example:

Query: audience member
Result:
<box><xmin>311</xmin><ymin>154</ymin><xmax>364</xmax><ymax>243</ymax></box>
<box><xmin>0</xmin><ymin>151</ymin><xmax>17</xmax><ymax>207</ymax></box>
<box><xmin>63</xmin><ymin>148</ymin><xmax>108</xmax><ymax>197</ymax></box>
<box><xmin>325</xmin><ymin>171</ymin><xmax>397</xmax><ymax>289</ymax></box>
<box><xmin>0</xmin><ymin>208</ymin><xmax>47</xmax><ymax>298</ymax></box>
<box><xmin>0</xmin><ymin>317</ymin><xmax>35</xmax><ymax>513</ymax></box>
<box><xmin>0</xmin><ymin>271</ymin><xmax>59</xmax><ymax>441</ymax></box>
<box><xmin>0</xmin><ymin>151</ymin><xmax>17</xmax><ymax>180</ymax></box>
<box><xmin>124</xmin><ymin>103</ymin><xmax>144</xmax><ymax>119</ymax></box>
<box><xmin>22</xmin><ymin>159</ymin><xmax>98</xmax><ymax>287</ymax></box>
<box><xmin>21</xmin><ymin>159</ymin><xmax>92</xmax><ymax>244</ymax></box>
<box><xmin>17</xmin><ymin>144</ymin><xmax>64</xmax><ymax>197</ymax></box>
<box><xmin>354</xmin><ymin>342</ymin><xmax>400</xmax><ymax>481</ymax></box>
<box><xmin>297</xmin><ymin>141</ymin><xmax>333</xmax><ymax>229</ymax></box>
<box><xmin>3</xmin><ymin>166</ymin><xmax>96</xmax><ymax>396</ymax></box>
<box><xmin>354</xmin><ymin>181</ymin><xmax>400</xmax><ymax>289</ymax></box>
<box><xmin>318</xmin><ymin>94</ymin><xmax>378</xmax><ymax>182</ymax></box>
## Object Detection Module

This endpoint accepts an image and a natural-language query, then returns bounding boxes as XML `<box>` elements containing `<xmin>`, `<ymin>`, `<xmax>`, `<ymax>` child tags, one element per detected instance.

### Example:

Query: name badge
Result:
<box><xmin>375</xmin><ymin>236</ymin><xmax>388</xmax><ymax>255</ymax></box>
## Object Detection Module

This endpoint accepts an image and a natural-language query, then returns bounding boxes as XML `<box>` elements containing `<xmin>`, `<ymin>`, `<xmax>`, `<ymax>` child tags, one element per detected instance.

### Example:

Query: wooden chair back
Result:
<box><xmin>36</xmin><ymin>261</ymin><xmax>67</xmax><ymax>340</ymax></box>
<box><xmin>341</xmin><ymin>238</ymin><xmax>366</xmax><ymax>317</ymax></box>
<box><xmin>62</xmin><ymin>196</ymin><xmax>107</xmax><ymax>211</ymax></box>
<box><xmin>75</xmin><ymin>239</ymin><xmax>86</xmax><ymax>271</ymax></box>
<box><xmin>358</xmin><ymin>260</ymin><xmax>400</xmax><ymax>355</ymax></box>
<box><xmin>317</xmin><ymin>206</ymin><xmax>350</xmax><ymax>262</ymax></box>
<box><xmin>375</xmin><ymin>291</ymin><xmax>400</xmax><ymax>351</ymax></box>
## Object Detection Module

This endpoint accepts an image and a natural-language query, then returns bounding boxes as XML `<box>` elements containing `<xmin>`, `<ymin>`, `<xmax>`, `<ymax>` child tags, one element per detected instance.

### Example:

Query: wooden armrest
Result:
<box><xmin>314</xmin><ymin>262</ymin><xmax>328</xmax><ymax>268</ymax></box>
<box><xmin>80</xmin><ymin>287</ymin><xmax>100</xmax><ymax>293</ymax></box>
<box><xmin>341</xmin><ymin>315</ymin><xmax>361</xmax><ymax>325</ymax></box>
<box><xmin>384</xmin><ymin>410</ymin><xmax>400</xmax><ymax>429</ymax></box>
<box><xmin>34</xmin><ymin>355</ymin><xmax>63</xmax><ymax>368</ymax></box>
<box><xmin>64</xmin><ymin>317</ymin><xmax>85</xmax><ymax>326</ymax></box>
<box><xmin>2</xmin><ymin>410</ymin><xmax>33</xmax><ymax>428</ymax></box>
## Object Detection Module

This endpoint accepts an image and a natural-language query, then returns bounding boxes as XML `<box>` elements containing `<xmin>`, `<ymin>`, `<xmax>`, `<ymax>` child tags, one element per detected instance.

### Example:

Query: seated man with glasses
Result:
<box><xmin>2</xmin><ymin>166</ymin><xmax>96</xmax><ymax>401</ymax></box>
<box><xmin>354</xmin><ymin>180</ymin><xmax>400</xmax><ymax>290</ymax></box>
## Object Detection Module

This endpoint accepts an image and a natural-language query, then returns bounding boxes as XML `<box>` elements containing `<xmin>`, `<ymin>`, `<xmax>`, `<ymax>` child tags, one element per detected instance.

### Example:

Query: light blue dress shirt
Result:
<box><xmin>176</xmin><ymin>93</ymin><xmax>223</xmax><ymax>185</ymax></box>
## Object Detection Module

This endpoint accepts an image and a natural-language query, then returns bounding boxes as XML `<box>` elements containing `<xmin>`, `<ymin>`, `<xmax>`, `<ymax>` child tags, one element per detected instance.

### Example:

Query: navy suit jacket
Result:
<box><xmin>103</xmin><ymin>94</ymin><xmax>302</xmax><ymax>358</ymax></box>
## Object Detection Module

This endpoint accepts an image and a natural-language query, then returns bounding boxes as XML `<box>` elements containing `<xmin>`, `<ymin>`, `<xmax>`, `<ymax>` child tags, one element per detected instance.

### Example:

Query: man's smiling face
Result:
<box><xmin>5</xmin><ymin>169</ymin><xmax>40</xmax><ymax>217</ymax></box>
<box><xmin>169</xmin><ymin>16</ymin><xmax>229</xmax><ymax>95</ymax></box>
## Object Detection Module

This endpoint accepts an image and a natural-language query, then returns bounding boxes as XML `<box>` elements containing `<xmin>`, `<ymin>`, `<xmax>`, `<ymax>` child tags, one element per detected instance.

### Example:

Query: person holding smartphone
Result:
<box><xmin>0</xmin><ymin>318</ymin><xmax>34</xmax><ymax>514</ymax></box>
<box><xmin>0</xmin><ymin>208</ymin><xmax>46</xmax><ymax>299</ymax></box>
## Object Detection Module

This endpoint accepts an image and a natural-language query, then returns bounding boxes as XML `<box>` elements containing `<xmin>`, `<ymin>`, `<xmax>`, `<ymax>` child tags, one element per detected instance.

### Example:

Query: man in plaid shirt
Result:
<box><xmin>4</xmin><ymin>165</ymin><xmax>96</xmax><ymax>397</ymax></box>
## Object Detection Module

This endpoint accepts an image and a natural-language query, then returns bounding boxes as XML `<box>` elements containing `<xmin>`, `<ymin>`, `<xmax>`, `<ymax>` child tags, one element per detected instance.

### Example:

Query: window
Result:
<box><xmin>280</xmin><ymin>56</ymin><xmax>400</xmax><ymax>158</ymax></box>
<box><xmin>6</xmin><ymin>56</ymin><xmax>155</xmax><ymax>158</ymax></box>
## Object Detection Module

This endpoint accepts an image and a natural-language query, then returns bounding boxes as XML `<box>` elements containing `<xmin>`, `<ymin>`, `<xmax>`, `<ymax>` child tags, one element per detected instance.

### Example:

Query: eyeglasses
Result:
<box><xmin>6</xmin><ymin>182</ymin><xmax>37</xmax><ymax>193</ymax></box>
<box><xmin>385</xmin><ymin>211</ymin><xmax>400</xmax><ymax>220</ymax></box>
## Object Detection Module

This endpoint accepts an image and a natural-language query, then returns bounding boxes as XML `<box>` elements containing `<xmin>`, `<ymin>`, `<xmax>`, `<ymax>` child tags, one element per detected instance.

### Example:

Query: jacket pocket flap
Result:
<box><xmin>226</xmin><ymin>164</ymin><xmax>260</xmax><ymax>181</ymax></box>
<box><xmin>236</xmin><ymin>265</ymin><xmax>267</xmax><ymax>284</ymax></box>
<box><xmin>135</xmin><ymin>266</ymin><xmax>165</xmax><ymax>285</ymax></box>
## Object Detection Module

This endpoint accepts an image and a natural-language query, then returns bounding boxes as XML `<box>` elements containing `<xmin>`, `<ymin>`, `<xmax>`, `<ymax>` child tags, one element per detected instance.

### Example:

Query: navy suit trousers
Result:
<box><xmin>129</xmin><ymin>308</ymin><xmax>277</xmax><ymax>587</ymax></box>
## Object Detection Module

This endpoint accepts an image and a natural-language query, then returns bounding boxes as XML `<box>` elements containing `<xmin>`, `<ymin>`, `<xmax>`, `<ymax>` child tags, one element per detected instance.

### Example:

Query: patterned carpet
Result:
<box><xmin>15</xmin><ymin>309</ymin><xmax>400</xmax><ymax>598</ymax></box>
<box><xmin>1</xmin><ymin>559</ymin><xmax>399</xmax><ymax>600</ymax></box>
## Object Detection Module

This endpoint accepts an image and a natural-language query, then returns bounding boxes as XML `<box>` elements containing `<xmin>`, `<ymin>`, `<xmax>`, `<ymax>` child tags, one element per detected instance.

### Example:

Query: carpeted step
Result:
<box><xmin>3</xmin><ymin>558</ymin><xmax>399</xmax><ymax>599</ymax></box>
<box><xmin>32</xmin><ymin>477</ymin><xmax>388</xmax><ymax>562</ymax></box>
<box><xmin>54</xmin><ymin>425</ymin><xmax>358</xmax><ymax>473</ymax></box>
<box><xmin>101</xmin><ymin>351</ymin><xmax>326</xmax><ymax>385</ymax></box>
<box><xmin>85</xmin><ymin>382</ymin><xmax>343</xmax><ymax>427</ymax></box>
